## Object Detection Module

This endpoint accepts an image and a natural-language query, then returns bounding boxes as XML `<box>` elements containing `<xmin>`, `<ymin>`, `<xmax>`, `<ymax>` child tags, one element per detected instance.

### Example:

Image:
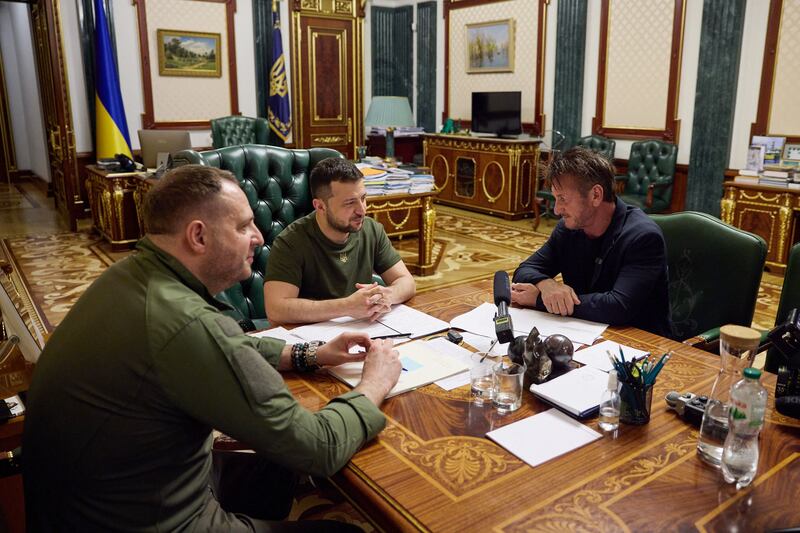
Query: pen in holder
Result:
<box><xmin>607</xmin><ymin>348</ymin><xmax>671</xmax><ymax>426</ymax></box>
<box><xmin>619</xmin><ymin>382</ymin><xmax>653</xmax><ymax>425</ymax></box>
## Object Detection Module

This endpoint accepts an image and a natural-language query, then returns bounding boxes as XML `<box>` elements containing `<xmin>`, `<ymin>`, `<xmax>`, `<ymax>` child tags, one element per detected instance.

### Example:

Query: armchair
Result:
<box><xmin>616</xmin><ymin>140</ymin><xmax>677</xmax><ymax>213</ymax></box>
<box><xmin>765</xmin><ymin>242</ymin><xmax>800</xmax><ymax>373</ymax></box>
<box><xmin>534</xmin><ymin>135</ymin><xmax>615</xmax><ymax>230</ymax></box>
<box><xmin>210</xmin><ymin>115</ymin><xmax>270</xmax><ymax>149</ymax></box>
<box><xmin>651</xmin><ymin>211</ymin><xmax>766</xmax><ymax>350</ymax></box>
<box><xmin>576</xmin><ymin>134</ymin><xmax>616</xmax><ymax>161</ymax></box>
<box><xmin>173</xmin><ymin>144</ymin><xmax>344</xmax><ymax>324</ymax></box>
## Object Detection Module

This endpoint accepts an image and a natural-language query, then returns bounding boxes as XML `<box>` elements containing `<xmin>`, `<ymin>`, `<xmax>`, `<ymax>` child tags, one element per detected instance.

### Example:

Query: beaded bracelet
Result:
<box><xmin>290</xmin><ymin>341</ymin><xmax>326</xmax><ymax>372</ymax></box>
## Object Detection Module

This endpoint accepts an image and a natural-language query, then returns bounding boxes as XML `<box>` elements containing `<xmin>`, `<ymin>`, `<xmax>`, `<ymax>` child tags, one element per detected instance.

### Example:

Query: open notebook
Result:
<box><xmin>327</xmin><ymin>340</ymin><xmax>469</xmax><ymax>398</ymax></box>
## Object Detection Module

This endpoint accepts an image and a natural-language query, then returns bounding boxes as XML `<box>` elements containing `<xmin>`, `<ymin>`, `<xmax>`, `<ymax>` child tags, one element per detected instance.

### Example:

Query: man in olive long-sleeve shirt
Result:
<box><xmin>23</xmin><ymin>165</ymin><xmax>401</xmax><ymax>531</ymax></box>
<box><xmin>511</xmin><ymin>147</ymin><xmax>671</xmax><ymax>338</ymax></box>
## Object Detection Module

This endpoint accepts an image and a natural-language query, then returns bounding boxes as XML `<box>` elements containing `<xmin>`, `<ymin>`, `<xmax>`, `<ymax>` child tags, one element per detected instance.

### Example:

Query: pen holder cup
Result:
<box><xmin>619</xmin><ymin>383</ymin><xmax>653</xmax><ymax>425</ymax></box>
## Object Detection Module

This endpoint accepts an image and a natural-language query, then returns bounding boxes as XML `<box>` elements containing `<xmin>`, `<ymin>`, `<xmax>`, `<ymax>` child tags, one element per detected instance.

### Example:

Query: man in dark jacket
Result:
<box><xmin>512</xmin><ymin>147</ymin><xmax>672</xmax><ymax>338</ymax></box>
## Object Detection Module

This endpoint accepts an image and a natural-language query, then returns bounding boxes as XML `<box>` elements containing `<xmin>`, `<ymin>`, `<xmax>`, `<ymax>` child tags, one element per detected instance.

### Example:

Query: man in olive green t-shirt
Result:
<box><xmin>264</xmin><ymin>157</ymin><xmax>416</xmax><ymax>324</ymax></box>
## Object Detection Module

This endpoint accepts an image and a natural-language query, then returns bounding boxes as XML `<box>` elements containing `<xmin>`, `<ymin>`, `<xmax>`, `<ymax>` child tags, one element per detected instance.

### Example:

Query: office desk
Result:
<box><xmin>284</xmin><ymin>279</ymin><xmax>800</xmax><ymax>532</ymax></box>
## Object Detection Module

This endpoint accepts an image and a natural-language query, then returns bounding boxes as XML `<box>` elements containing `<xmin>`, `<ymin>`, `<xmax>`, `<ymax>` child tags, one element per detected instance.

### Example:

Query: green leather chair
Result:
<box><xmin>535</xmin><ymin>135</ymin><xmax>616</xmax><ymax>229</ymax></box>
<box><xmin>210</xmin><ymin>116</ymin><xmax>270</xmax><ymax>149</ymax></box>
<box><xmin>173</xmin><ymin>144</ymin><xmax>344</xmax><ymax>324</ymax></box>
<box><xmin>651</xmin><ymin>211</ymin><xmax>767</xmax><ymax>348</ymax></box>
<box><xmin>576</xmin><ymin>134</ymin><xmax>616</xmax><ymax>161</ymax></box>
<box><xmin>616</xmin><ymin>139</ymin><xmax>677</xmax><ymax>214</ymax></box>
<box><xmin>765</xmin><ymin>242</ymin><xmax>800</xmax><ymax>373</ymax></box>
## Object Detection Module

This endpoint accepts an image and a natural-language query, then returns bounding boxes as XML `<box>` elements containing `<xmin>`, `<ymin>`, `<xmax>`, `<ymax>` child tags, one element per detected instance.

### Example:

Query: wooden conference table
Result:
<box><xmin>283</xmin><ymin>279</ymin><xmax>800</xmax><ymax>532</ymax></box>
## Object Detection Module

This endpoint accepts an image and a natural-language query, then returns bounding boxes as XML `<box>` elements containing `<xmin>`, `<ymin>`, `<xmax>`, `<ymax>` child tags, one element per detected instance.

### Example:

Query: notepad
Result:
<box><xmin>487</xmin><ymin>408</ymin><xmax>602</xmax><ymax>467</ymax></box>
<box><xmin>529</xmin><ymin>365</ymin><xmax>609</xmax><ymax>418</ymax></box>
<box><xmin>327</xmin><ymin>340</ymin><xmax>469</xmax><ymax>398</ymax></box>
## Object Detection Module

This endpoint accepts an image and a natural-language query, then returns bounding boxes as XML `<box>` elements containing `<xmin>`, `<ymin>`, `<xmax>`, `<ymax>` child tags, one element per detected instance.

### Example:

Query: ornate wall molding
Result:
<box><xmin>592</xmin><ymin>0</ymin><xmax>685</xmax><ymax>141</ymax></box>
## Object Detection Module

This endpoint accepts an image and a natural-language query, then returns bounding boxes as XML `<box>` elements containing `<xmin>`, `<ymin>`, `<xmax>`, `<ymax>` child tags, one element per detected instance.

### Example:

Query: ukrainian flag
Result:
<box><xmin>268</xmin><ymin>0</ymin><xmax>291</xmax><ymax>142</ymax></box>
<box><xmin>94</xmin><ymin>0</ymin><xmax>132</xmax><ymax>160</ymax></box>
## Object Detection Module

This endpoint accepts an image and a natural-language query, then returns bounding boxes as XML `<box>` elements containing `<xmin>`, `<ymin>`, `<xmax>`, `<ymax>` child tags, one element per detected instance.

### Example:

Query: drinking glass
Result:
<box><xmin>470</xmin><ymin>352</ymin><xmax>496</xmax><ymax>405</ymax></box>
<box><xmin>492</xmin><ymin>361</ymin><xmax>525</xmax><ymax>413</ymax></box>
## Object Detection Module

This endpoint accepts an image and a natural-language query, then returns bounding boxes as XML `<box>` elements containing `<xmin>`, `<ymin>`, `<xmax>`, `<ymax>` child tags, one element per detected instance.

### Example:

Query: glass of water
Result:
<box><xmin>470</xmin><ymin>352</ymin><xmax>497</xmax><ymax>405</ymax></box>
<box><xmin>493</xmin><ymin>361</ymin><xmax>526</xmax><ymax>413</ymax></box>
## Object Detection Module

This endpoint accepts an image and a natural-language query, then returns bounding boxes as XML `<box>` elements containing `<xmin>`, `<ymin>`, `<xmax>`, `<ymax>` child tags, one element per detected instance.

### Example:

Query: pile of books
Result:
<box><xmin>356</xmin><ymin>163</ymin><xmax>435</xmax><ymax>195</ymax></box>
<box><xmin>367</xmin><ymin>126</ymin><xmax>425</xmax><ymax>138</ymax></box>
<box><xmin>734</xmin><ymin>165</ymin><xmax>799</xmax><ymax>189</ymax></box>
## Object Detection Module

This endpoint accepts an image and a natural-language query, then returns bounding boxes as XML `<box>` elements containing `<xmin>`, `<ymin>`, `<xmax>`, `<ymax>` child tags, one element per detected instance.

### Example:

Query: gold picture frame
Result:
<box><xmin>157</xmin><ymin>29</ymin><xmax>221</xmax><ymax>78</ymax></box>
<box><xmin>466</xmin><ymin>19</ymin><xmax>515</xmax><ymax>74</ymax></box>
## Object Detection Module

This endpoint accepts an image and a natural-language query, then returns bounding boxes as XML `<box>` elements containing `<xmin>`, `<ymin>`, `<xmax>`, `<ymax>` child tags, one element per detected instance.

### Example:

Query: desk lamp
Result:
<box><xmin>364</xmin><ymin>96</ymin><xmax>414</xmax><ymax>163</ymax></box>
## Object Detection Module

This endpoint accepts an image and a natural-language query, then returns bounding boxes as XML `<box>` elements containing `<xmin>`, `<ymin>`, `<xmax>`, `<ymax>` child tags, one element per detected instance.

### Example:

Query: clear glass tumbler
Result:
<box><xmin>493</xmin><ymin>361</ymin><xmax>526</xmax><ymax>413</ymax></box>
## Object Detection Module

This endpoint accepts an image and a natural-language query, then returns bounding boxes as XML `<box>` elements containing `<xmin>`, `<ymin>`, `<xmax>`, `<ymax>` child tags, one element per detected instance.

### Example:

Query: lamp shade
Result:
<box><xmin>364</xmin><ymin>96</ymin><xmax>415</xmax><ymax>128</ymax></box>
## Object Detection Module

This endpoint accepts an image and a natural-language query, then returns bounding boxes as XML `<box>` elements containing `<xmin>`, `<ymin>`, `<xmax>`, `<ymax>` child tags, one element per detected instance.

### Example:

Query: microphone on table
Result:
<box><xmin>493</xmin><ymin>271</ymin><xmax>515</xmax><ymax>344</ymax></box>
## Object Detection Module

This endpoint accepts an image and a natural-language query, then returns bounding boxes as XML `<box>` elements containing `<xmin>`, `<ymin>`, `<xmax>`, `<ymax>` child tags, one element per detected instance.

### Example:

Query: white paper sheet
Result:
<box><xmin>291</xmin><ymin>317</ymin><xmax>395</xmax><ymax>343</ymax></box>
<box><xmin>572</xmin><ymin>340</ymin><xmax>649</xmax><ymax>373</ymax></box>
<box><xmin>424</xmin><ymin>337</ymin><xmax>474</xmax><ymax>390</ymax></box>
<box><xmin>247</xmin><ymin>326</ymin><xmax>305</xmax><ymax>344</ymax></box>
<box><xmin>327</xmin><ymin>340</ymin><xmax>469</xmax><ymax>398</ymax></box>
<box><xmin>487</xmin><ymin>408</ymin><xmax>602</xmax><ymax>467</ymax></box>
<box><xmin>529</xmin><ymin>365</ymin><xmax>609</xmax><ymax>418</ymax></box>
<box><xmin>450</xmin><ymin>302</ymin><xmax>607</xmax><ymax>346</ymax></box>
<box><xmin>291</xmin><ymin>304</ymin><xmax>448</xmax><ymax>343</ymax></box>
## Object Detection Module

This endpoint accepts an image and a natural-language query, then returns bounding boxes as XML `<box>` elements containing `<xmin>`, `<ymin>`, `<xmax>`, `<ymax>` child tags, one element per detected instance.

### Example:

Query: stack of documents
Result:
<box><xmin>328</xmin><ymin>340</ymin><xmax>468</xmax><ymax>398</ymax></box>
<box><xmin>291</xmin><ymin>304</ymin><xmax>449</xmax><ymax>343</ymax></box>
<box><xmin>449</xmin><ymin>302</ymin><xmax>607</xmax><ymax>346</ymax></box>
<box><xmin>409</xmin><ymin>173</ymin><xmax>434</xmax><ymax>194</ymax></box>
<box><xmin>529</xmin><ymin>365</ymin><xmax>608</xmax><ymax>418</ymax></box>
<box><xmin>487</xmin><ymin>409</ymin><xmax>602</xmax><ymax>467</ymax></box>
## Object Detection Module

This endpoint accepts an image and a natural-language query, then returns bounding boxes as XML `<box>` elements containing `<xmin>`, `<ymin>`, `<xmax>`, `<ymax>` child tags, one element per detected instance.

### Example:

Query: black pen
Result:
<box><xmin>372</xmin><ymin>333</ymin><xmax>412</xmax><ymax>340</ymax></box>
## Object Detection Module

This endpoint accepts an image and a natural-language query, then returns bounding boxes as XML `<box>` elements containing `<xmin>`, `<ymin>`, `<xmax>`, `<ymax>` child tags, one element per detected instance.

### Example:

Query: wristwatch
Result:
<box><xmin>306</xmin><ymin>340</ymin><xmax>324</xmax><ymax>370</ymax></box>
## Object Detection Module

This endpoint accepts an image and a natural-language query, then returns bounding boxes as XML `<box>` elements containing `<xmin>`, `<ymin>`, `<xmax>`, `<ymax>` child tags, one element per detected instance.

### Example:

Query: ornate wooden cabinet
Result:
<box><xmin>85</xmin><ymin>166</ymin><xmax>143</xmax><ymax>251</ymax></box>
<box><xmin>423</xmin><ymin>134</ymin><xmax>540</xmax><ymax>219</ymax></box>
<box><xmin>721</xmin><ymin>181</ymin><xmax>800</xmax><ymax>273</ymax></box>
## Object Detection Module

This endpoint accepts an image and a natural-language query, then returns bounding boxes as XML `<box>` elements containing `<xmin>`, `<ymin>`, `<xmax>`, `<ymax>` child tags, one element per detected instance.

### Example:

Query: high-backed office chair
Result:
<box><xmin>173</xmin><ymin>144</ymin><xmax>343</xmax><ymax>324</ymax></box>
<box><xmin>616</xmin><ymin>139</ymin><xmax>677</xmax><ymax>214</ymax></box>
<box><xmin>576</xmin><ymin>134</ymin><xmax>616</xmax><ymax>161</ymax></box>
<box><xmin>765</xmin><ymin>242</ymin><xmax>800</xmax><ymax>373</ymax></box>
<box><xmin>651</xmin><ymin>211</ymin><xmax>767</xmax><ymax>350</ymax></box>
<box><xmin>210</xmin><ymin>115</ymin><xmax>270</xmax><ymax>149</ymax></box>
<box><xmin>534</xmin><ymin>135</ymin><xmax>616</xmax><ymax>230</ymax></box>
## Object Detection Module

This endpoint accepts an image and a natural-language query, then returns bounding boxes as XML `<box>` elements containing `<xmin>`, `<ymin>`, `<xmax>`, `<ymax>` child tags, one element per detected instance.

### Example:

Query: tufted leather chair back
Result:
<box><xmin>651</xmin><ymin>211</ymin><xmax>766</xmax><ymax>342</ymax></box>
<box><xmin>210</xmin><ymin>116</ymin><xmax>270</xmax><ymax>148</ymax></box>
<box><xmin>621</xmin><ymin>140</ymin><xmax>678</xmax><ymax>213</ymax></box>
<box><xmin>173</xmin><ymin>144</ymin><xmax>344</xmax><ymax>320</ymax></box>
<box><xmin>766</xmin><ymin>242</ymin><xmax>800</xmax><ymax>373</ymax></box>
<box><xmin>576</xmin><ymin>135</ymin><xmax>616</xmax><ymax>161</ymax></box>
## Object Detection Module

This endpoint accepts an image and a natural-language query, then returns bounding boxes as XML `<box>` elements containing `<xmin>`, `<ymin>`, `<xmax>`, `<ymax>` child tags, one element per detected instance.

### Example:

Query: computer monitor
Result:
<box><xmin>471</xmin><ymin>91</ymin><xmax>522</xmax><ymax>137</ymax></box>
<box><xmin>138</xmin><ymin>130</ymin><xmax>192</xmax><ymax>170</ymax></box>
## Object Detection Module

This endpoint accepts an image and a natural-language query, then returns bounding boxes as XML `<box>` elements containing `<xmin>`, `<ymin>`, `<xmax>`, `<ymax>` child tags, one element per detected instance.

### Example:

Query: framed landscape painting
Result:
<box><xmin>157</xmin><ymin>29</ymin><xmax>221</xmax><ymax>78</ymax></box>
<box><xmin>466</xmin><ymin>19</ymin><xmax>515</xmax><ymax>74</ymax></box>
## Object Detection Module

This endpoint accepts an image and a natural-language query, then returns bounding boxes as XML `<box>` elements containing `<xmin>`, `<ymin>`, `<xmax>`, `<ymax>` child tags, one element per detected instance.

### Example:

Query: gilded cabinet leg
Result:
<box><xmin>719</xmin><ymin>188</ymin><xmax>737</xmax><ymax>225</ymax></box>
<box><xmin>419</xmin><ymin>197</ymin><xmax>436</xmax><ymax>276</ymax></box>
